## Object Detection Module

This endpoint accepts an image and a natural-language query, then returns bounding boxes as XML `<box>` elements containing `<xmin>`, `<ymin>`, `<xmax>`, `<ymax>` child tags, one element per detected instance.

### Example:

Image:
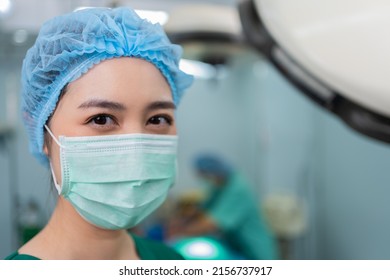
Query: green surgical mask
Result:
<box><xmin>45</xmin><ymin>125</ymin><xmax>177</xmax><ymax>230</ymax></box>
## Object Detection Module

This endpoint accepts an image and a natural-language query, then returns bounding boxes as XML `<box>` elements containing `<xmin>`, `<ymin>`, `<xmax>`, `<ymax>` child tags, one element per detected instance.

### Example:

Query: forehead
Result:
<box><xmin>63</xmin><ymin>57</ymin><xmax>172</xmax><ymax>104</ymax></box>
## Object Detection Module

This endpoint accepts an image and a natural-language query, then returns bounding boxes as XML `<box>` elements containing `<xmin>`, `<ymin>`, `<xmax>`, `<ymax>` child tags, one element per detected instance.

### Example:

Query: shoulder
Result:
<box><xmin>226</xmin><ymin>174</ymin><xmax>254</xmax><ymax>196</ymax></box>
<box><xmin>4</xmin><ymin>251</ymin><xmax>40</xmax><ymax>260</ymax></box>
<box><xmin>132</xmin><ymin>234</ymin><xmax>185</xmax><ymax>260</ymax></box>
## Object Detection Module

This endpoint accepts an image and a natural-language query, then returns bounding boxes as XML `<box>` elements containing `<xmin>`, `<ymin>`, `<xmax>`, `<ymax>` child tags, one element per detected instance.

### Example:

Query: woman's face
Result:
<box><xmin>45</xmin><ymin>57</ymin><xmax>176</xmax><ymax>184</ymax></box>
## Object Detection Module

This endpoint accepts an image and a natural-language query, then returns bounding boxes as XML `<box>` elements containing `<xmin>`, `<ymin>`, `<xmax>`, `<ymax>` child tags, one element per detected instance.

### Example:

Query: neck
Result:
<box><xmin>23</xmin><ymin>198</ymin><xmax>139</xmax><ymax>260</ymax></box>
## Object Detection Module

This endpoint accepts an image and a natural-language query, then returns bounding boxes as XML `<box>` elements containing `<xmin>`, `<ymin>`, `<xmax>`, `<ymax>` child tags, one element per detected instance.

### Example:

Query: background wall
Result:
<box><xmin>314</xmin><ymin>107</ymin><xmax>390</xmax><ymax>259</ymax></box>
<box><xmin>0</xmin><ymin>33</ymin><xmax>53</xmax><ymax>257</ymax></box>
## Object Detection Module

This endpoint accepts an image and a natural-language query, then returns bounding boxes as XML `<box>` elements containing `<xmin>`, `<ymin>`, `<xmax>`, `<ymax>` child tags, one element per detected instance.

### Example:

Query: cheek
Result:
<box><xmin>170</xmin><ymin>123</ymin><xmax>177</xmax><ymax>135</ymax></box>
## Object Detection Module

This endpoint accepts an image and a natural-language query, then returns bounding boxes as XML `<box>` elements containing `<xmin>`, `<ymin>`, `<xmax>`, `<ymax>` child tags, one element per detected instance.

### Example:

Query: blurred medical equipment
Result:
<box><xmin>239</xmin><ymin>0</ymin><xmax>390</xmax><ymax>144</ymax></box>
<box><xmin>165</xmin><ymin>4</ymin><xmax>247</xmax><ymax>79</ymax></box>
<box><xmin>171</xmin><ymin>236</ymin><xmax>242</xmax><ymax>260</ymax></box>
<box><xmin>263</xmin><ymin>193</ymin><xmax>307</xmax><ymax>259</ymax></box>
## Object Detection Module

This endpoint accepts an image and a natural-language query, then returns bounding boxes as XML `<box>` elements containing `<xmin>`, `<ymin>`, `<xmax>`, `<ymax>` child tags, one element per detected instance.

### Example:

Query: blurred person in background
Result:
<box><xmin>169</xmin><ymin>154</ymin><xmax>279</xmax><ymax>260</ymax></box>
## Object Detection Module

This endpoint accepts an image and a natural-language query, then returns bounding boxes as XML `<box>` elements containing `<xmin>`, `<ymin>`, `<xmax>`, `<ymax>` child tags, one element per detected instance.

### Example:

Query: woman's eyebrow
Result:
<box><xmin>145</xmin><ymin>101</ymin><xmax>176</xmax><ymax>112</ymax></box>
<box><xmin>78</xmin><ymin>99</ymin><xmax>126</xmax><ymax>110</ymax></box>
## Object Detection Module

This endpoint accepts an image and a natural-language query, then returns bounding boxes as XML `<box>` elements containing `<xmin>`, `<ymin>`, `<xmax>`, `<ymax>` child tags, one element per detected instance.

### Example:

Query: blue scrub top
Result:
<box><xmin>204</xmin><ymin>173</ymin><xmax>278</xmax><ymax>260</ymax></box>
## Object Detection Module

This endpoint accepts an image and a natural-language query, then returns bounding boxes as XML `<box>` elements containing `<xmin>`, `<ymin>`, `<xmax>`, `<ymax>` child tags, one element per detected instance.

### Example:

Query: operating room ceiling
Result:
<box><xmin>0</xmin><ymin>0</ymin><xmax>237</xmax><ymax>32</ymax></box>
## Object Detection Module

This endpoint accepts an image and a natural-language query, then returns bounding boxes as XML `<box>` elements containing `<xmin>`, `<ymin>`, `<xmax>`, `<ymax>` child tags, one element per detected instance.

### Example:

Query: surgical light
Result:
<box><xmin>239</xmin><ymin>0</ymin><xmax>390</xmax><ymax>144</ymax></box>
<box><xmin>186</xmin><ymin>241</ymin><xmax>216</xmax><ymax>258</ymax></box>
<box><xmin>179</xmin><ymin>59</ymin><xmax>217</xmax><ymax>79</ymax></box>
<box><xmin>171</xmin><ymin>236</ymin><xmax>237</xmax><ymax>260</ymax></box>
<box><xmin>0</xmin><ymin>0</ymin><xmax>11</xmax><ymax>15</ymax></box>
<box><xmin>135</xmin><ymin>10</ymin><xmax>169</xmax><ymax>25</ymax></box>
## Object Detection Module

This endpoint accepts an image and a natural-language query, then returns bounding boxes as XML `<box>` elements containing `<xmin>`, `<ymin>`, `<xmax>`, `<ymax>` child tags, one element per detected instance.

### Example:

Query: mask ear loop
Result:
<box><xmin>44</xmin><ymin>125</ymin><xmax>64</xmax><ymax>194</ymax></box>
<box><xmin>44</xmin><ymin>125</ymin><xmax>65</xmax><ymax>148</ymax></box>
<box><xmin>49</xmin><ymin>163</ymin><xmax>62</xmax><ymax>195</ymax></box>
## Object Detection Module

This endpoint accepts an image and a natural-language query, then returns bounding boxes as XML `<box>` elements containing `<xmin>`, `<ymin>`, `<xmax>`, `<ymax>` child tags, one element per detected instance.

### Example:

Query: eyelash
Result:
<box><xmin>85</xmin><ymin>114</ymin><xmax>173</xmax><ymax>128</ymax></box>
<box><xmin>86</xmin><ymin>114</ymin><xmax>117</xmax><ymax>127</ymax></box>
<box><xmin>147</xmin><ymin>114</ymin><xmax>173</xmax><ymax>126</ymax></box>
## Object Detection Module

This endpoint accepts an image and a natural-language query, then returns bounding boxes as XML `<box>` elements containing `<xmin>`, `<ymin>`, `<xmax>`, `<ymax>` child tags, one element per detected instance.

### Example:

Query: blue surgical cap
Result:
<box><xmin>194</xmin><ymin>154</ymin><xmax>232</xmax><ymax>179</ymax></box>
<box><xmin>21</xmin><ymin>7</ymin><xmax>193</xmax><ymax>166</ymax></box>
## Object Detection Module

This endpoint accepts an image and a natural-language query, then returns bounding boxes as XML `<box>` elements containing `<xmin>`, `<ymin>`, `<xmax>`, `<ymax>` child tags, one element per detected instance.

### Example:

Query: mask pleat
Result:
<box><xmin>56</xmin><ymin>134</ymin><xmax>177</xmax><ymax>230</ymax></box>
<box><xmin>70</xmin><ymin>192</ymin><xmax>168</xmax><ymax>229</ymax></box>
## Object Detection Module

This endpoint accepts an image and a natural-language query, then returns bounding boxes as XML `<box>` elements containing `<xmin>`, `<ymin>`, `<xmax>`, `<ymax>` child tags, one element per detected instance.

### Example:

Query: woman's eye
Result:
<box><xmin>87</xmin><ymin>115</ymin><xmax>117</xmax><ymax>127</ymax></box>
<box><xmin>147</xmin><ymin>115</ymin><xmax>172</xmax><ymax>126</ymax></box>
<box><xmin>93</xmin><ymin>116</ymin><xmax>109</xmax><ymax>125</ymax></box>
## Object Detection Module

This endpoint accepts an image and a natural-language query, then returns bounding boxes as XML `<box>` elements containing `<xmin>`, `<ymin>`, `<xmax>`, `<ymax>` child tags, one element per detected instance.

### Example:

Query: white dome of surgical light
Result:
<box><xmin>165</xmin><ymin>4</ymin><xmax>248</xmax><ymax>79</ymax></box>
<box><xmin>239</xmin><ymin>0</ymin><xmax>390</xmax><ymax>144</ymax></box>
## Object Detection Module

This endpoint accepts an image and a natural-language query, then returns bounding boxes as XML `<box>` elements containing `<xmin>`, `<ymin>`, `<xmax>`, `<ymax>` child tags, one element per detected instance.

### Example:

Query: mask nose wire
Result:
<box><xmin>44</xmin><ymin>124</ymin><xmax>65</xmax><ymax>149</ymax></box>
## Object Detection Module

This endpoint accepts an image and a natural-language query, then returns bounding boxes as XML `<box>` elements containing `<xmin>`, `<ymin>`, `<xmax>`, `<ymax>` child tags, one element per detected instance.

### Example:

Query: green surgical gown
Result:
<box><xmin>4</xmin><ymin>234</ymin><xmax>184</xmax><ymax>260</ymax></box>
<box><xmin>204</xmin><ymin>173</ymin><xmax>278</xmax><ymax>260</ymax></box>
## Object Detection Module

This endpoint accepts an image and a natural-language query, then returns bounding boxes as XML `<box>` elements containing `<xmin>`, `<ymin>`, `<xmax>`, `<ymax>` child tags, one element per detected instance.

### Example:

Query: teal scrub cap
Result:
<box><xmin>21</xmin><ymin>7</ymin><xmax>193</xmax><ymax>166</ymax></box>
<box><xmin>194</xmin><ymin>154</ymin><xmax>232</xmax><ymax>179</ymax></box>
